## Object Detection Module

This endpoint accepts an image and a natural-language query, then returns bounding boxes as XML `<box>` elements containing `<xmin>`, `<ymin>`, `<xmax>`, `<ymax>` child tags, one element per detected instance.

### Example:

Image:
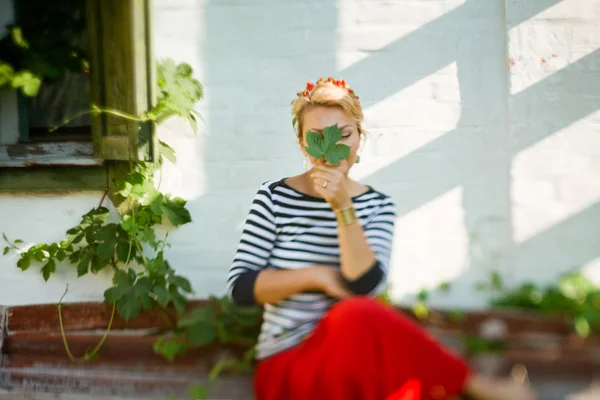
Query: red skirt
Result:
<box><xmin>254</xmin><ymin>296</ymin><xmax>471</xmax><ymax>400</ymax></box>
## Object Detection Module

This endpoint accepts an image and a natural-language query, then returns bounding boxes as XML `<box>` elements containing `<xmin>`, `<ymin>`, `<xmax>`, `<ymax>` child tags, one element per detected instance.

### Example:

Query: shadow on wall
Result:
<box><xmin>189</xmin><ymin>0</ymin><xmax>600</xmax><ymax>307</ymax></box>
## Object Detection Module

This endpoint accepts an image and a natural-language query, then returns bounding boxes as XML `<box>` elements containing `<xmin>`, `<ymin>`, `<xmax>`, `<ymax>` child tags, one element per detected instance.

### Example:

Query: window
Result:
<box><xmin>0</xmin><ymin>0</ymin><xmax>156</xmax><ymax>192</ymax></box>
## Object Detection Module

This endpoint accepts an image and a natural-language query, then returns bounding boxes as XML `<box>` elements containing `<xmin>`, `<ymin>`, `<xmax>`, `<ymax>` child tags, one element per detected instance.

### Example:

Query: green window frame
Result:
<box><xmin>0</xmin><ymin>0</ymin><xmax>156</xmax><ymax>194</ymax></box>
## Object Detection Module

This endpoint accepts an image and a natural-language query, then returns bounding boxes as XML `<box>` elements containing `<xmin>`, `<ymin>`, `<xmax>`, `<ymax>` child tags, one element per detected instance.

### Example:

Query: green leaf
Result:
<box><xmin>114</xmin><ymin>269</ymin><xmax>132</xmax><ymax>286</ymax></box>
<box><xmin>14</xmin><ymin>239</ymin><xmax>23</xmax><ymax>245</ymax></box>
<box><xmin>153</xmin><ymin>285</ymin><xmax>170</xmax><ymax>308</ymax></box>
<box><xmin>153</xmin><ymin>335</ymin><xmax>188</xmax><ymax>362</ymax></box>
<box><xmin>90</xmin><ymin>256</ymin><xmax>108</xmax><ymax>273</ymax></box>
<box><xmin>158</xmin><ymin>141</ymin><xmax>176</xmax><ymax>164</ymax></box>
<box><xmin>189</xmin><ymin>113</ymin><xmax>198</xmax><ymax>134</ymax></box>
<box><xmin>41</xmin><ymin>259</ymin><xmax>56</xmax><ymax>281</ymax></box>
<box><xmin>55</xmin><ymin>249</ymin><xmax>67</xmax><ymax>262</ymax></box>
<box><xmin>170</xmin><ymin>275</ymin><xmax>193</xmax><ymax>293</ymax></box>
<box><xmin>69</xmin><ymin>250</ymin><xmax>81</xmax><ymax>264</ymax></box>
<box><xmin>97</xmin><ymin>241</ymin><xmax>116</xmax><ymax>260</ymax></box>
<box><xmin>49</xmin><ymin>243</ymin><xmax>59</xmax><ymax>256</ymax></box>
<box><xmin>326</xmin><ymin>143</ymin><xmax>351</xmax><ymax>165</ymax></box>
<box><xmin>305</xmin><ymin>131</ymin><xmax>326</xmax><ymax>158</ymax></box>
<box><xmin>304</xmin><ymin>124</ymin><xmax>352</xmax><ymax>165</ymax></box>
<box><xmin>162</xmin><ymin>197</ymin><xmax>192</xmax><ymax>227</ymax></box>
<box><xmin>10</xmin><ymin>26</ymin><xmax>29</xmax><ymax>49</ymax></box>
<box><xmin>17</xmin><ymin>255</ymin><xmax>31</xmax><ymax>271</ymax></box>
<box><xmin>33</xmin><ymin>249</ymin><xmax>45</xmax><ymax>262</ymax></box>
<box><xmin>171</xmin><ymin>291</ymin><xmax>187</xmax><ymax>314</ymax></box>
<box><xmin>104</xmin><ymin>285</ymin><xmax>129</xmax><ymax>304</ymax></box>
<box><xmin>77</xmin><ymin>250</ymin><xmax>93</xmax><ymax>277</ymax></box>
<box><xmin>11</xmin><ymin>71</ymin><xmax>42</xmax><ymax>97</ymax></box>
<box><xmin>116</xmin><ymin>293</ymin><xmax>141</xmax><ymax>321</ymax></box>
<box><xmin>116</xmin><ymin>241</ymin><xmax>132</xmax><ymax>263</ymax></box>
<box><xmin>135</xmin><ymin>277</ymin><xmax>153</xmax><ymax>297</ymax></box>
<box><xmin>3</xmin><ymin>247</ymin><xmax>9</xmax><ymax>255</ymax></box>
<box><xmin>187</xmin><ymin>323</ymin><xmax>217</xmax><ymax>346</ymax></box>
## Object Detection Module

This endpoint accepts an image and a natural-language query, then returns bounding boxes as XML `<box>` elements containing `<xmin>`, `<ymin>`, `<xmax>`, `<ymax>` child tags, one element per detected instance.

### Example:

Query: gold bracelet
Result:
<box><xmin>335</xmin><ymin>206</ymin><xmax>357</xmax><ymax>226</ymax></box>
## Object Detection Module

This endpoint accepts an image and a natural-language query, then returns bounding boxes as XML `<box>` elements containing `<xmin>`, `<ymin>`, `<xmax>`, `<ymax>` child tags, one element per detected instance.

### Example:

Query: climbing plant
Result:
<box><xmin>2</xmin><ymin>57</ymin><xmax>261</xmax><ymax>398</ymax></box>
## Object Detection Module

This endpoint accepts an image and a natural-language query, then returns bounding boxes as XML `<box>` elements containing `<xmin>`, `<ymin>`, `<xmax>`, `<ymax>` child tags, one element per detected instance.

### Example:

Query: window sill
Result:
<box><xmin>0</xmin><ymin>141</ymin><xmax>103</xmax><ymax>167</ymax></box>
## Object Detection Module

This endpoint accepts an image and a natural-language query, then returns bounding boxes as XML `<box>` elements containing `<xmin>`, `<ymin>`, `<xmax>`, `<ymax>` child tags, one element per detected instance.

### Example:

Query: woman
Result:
<box><xmin>226</xmin><ymin>78</ymin><xmax>536</xmax><ymax>400</ymax></box>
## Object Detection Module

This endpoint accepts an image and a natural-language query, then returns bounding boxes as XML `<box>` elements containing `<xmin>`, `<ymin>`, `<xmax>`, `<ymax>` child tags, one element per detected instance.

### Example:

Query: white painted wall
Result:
<box><xmin>1</xmin><ymin>0</ymin><xmax>599</xmax><ymax>308</ymax></box>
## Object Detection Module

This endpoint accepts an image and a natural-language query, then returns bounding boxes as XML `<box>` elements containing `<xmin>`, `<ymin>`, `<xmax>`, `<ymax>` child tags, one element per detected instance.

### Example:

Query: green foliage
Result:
<box><xmin>463</xmin><ymin>335</ymin><xmax>506</xmax><ymax>355</ymax></box>
<box><xmin>150</xmin><ymin>59</ymin><xmax>204</xmax><ymax>132</ymax></box>
<box><xmin>153</xmin><ymin>295</ymin><xmax>262</xmax><ymax>396</ymax></box>
<box><xmin>305</xmin><ymin>124</ymin><xmax>351</xmax><ymax>165</ymax></box>
<box><xmin>489</xmin><ymin>271</ymin><xmax>600</xmax><ymax>337</ymax></box>
<box><xmin>0</xmin><ymin>1</ymin><xmax>88</xmax><ymax>96</ymax></box>
<box><xmin>3</xmin><ymin>59</ymin><xmax>201</xmax><ymax>325</ymax></box>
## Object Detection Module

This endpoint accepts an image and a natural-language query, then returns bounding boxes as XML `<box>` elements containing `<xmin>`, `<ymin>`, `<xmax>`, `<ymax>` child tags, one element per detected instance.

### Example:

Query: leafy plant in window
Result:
<box><xmin>0</xmin><ymin>0</ymin><xmax>89</xmax><ymax>96</ymax></box>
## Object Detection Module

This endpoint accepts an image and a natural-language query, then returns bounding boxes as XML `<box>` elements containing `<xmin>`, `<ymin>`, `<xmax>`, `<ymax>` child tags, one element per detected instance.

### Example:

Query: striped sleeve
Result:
<box><xmin>347</xmin><ymin>195</ymin><xmax>397</xmax><ymax>296</ymax></box>
<box><xmin>226</xmin><ymin>182</ymin><xmax>277</xmax><ymax>306</ymax></box>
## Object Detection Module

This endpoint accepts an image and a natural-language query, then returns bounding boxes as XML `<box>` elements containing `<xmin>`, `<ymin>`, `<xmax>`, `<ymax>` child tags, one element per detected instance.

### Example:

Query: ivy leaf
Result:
<box><xmin>170</xmin><ymin>288</ymin><xmax>187</xmax><ymax>314</ymax></box>
<box><xmin>17</xmin><ymin>254</ymin><xmax>31</xmax><ymax>271</ymax></box>
<box><xmin>186</xmin><ymin>323</ymin><xmax>217</xmax><ymax>347</ymax></box>
<box><xmin>48</xmin><ymin>243</ymin><xmax>59</xmax><ymax>257</ymax></box>
<box><xmin>170</xmin><ymin>275</ymin><xmax>193</xmax><ymax>293</ymax></box>
<box><xmin>104</xmin><ymin>285</ymin><xmax>129</xmax><ymax>304</ymax></box>
<box><xmin>97</xmin><ymin>241</ymin><xmax>116</xmax><ymax>260</ymax></box>
<box><xmin>153</xmin><ymin>285</ymin><xmax>170</xmax><ymax>308</ymax></box>
<box><xmin>326</xmin><ymin>144</ymin><xmax>351</xmax><ymax>165</ymax></box>
<box><xmin>114</xmin><ymin>269</ymin><xmax>132</xmax><ymax>286</ymax></box>
<box><xmin>305</xmin><ymin>131</ymin><xmax>326</xmax><ymax>158</ymax></box>
<box><xmin>162</xmin><ymin>197</ymin><xmax>192</xmax><ymax>227</ymax></box>
<box><xmin>77</xmin><ymin>250</ymin><xmax>94</xmax><ymax>277</ymax></box>
<box><xmin>41</xmin><ymin>259</ymin><xmax>56</xmax><ymax>282</ymax></box>
<box><xmin>304</xmin><ymin>124</ymin><xmax>351</xmax><ymax>166</ymax></box>
<box><xmin>116</xmin><ymin>292</ymin><xmax>141</xmax><ymax>321</ymax></box>
<box><xmin>116</xmin><ymin>241</ymin><xmax>132</xmax><ymax>263</ymax></box>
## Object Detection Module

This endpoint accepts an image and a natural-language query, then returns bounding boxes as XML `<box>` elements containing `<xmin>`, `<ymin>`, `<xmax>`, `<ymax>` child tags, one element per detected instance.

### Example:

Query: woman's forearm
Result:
<box><xmin>254</xmin><ymin>268</ymin><xmax>320</xmax><ymax>305</ymax></box>
<box><xmin>336</xmin><ymin>208</ymin><xmax>377</xmax><ymax>281</ymax></box>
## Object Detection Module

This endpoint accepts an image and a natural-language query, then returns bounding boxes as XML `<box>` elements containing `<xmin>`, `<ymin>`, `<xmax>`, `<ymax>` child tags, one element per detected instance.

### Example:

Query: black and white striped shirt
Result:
<box><xmin>226</xmin><ymin>179</ymin><xmax>396</xmax><ymax>360</ymax></box>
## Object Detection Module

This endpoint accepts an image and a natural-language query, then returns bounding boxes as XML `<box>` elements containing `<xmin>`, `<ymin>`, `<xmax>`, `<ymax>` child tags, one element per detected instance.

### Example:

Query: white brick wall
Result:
<box><xmin>1</xmin><ymin>0</ymin><xmax>599</xmax><ymax>308</ymax></box>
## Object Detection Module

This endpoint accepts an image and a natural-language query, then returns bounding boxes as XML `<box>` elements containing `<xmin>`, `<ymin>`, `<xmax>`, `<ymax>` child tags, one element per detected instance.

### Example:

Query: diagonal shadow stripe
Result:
<box><xmin>338</xmin><ymin>0</ymin><xmax>565</xmax><ymax>105</ymax></box>
<box><xmin>362</xmin><ymin>47</ymin><xmax>600</xmax><ymax>218</ymax></box>
<box><xmin>506</xmin><ymin>0</ymin><xmax>565</xmax><ymax>28</ymax></box>
<box><xmin>515</xmin><ymin>202</ymin><xmax>600</xmax><ymax>274</ymax></box>
<box><xmin>512</xmin><ymin>47</ymin><xmax>600</xmax><ymax>152</ymax></box>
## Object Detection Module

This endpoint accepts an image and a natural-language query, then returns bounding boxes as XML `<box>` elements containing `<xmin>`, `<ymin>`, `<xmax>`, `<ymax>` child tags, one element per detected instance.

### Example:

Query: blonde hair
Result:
<box><xmin>291</xmin><ymin>81</ymin><xmax>364</xmax><ymax>143</ymax></box>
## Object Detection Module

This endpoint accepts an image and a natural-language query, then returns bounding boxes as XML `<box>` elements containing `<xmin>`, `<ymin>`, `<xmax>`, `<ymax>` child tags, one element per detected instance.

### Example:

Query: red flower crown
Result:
<box><xmin>295</xmin><ymin>77</ymin><xmax>359</xmax><ymax>101</ymax></box>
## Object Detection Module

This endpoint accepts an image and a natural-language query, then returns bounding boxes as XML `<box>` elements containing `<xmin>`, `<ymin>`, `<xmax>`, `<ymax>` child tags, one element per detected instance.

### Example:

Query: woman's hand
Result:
<box><xmin>310</xmin><ymin>265</ymin><xmax>353</xmax><ymax>299</ymax></box>
<box><xmin>310</xmin><ymin>161</ymin><xmax>353</xmax><ymax>210</ymax></box>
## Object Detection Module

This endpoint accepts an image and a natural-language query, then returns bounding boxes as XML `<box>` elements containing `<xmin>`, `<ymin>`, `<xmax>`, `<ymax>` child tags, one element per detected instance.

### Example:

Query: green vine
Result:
<box><xmin>2</xmin><ymin>56</ymin><xmax>261</xmax><ymax>399</ymax></box>
<box><xmin>2</xmin><ymin>57</ymin><xmax>204</xmax><ymax>353</ymax></box>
